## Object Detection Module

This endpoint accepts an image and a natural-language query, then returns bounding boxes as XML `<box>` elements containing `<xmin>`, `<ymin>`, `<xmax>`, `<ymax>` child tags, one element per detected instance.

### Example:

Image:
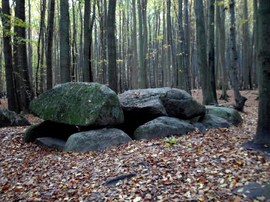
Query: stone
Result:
<box><xmin>233</xmin><ymin>182</ymin><xmax>270</xmax><ymax>199</ymax></box>
<box><xmin>30</xmin><ymin>82</ymin><xmax>124</xmax><ymax>127</ymax></box>
<box><xmin>35</xmin><ymin>137</ymin><xmax>66</xmax><ymax>151</ymax></box>
<box><xmin>206</xmin><ymin>106</ymin><xmax>243</xmax><ymax>126</ymax></box>
<box><xmin>198</xmin><ymin>114</ymin><xmax>232</xmax><ymax>129</ymax></box>
<box><xmin>64</xmin><ymin>128</ymin><xmax>132</xmax><ymax>152</ymax></box>
<box><xmin>134</xmin><ymin>116</ymin><xmax>195</xmax><ymax>140</ymax></box>
<box><xmin>118</xmin><ymin>88</ymin><xmax>205</xmax><ymax>134</ymax></box>
<box><xmin>0</xmin><ymin>109</ymin><xmax>30</xmax><ymax>127</ymax></box>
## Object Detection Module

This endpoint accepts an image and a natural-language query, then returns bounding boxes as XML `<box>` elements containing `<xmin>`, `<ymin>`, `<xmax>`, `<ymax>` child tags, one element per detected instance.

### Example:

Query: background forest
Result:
<box><xmin>0</xmin><ymin>0</ymin><xmax>258</xmax><ymax>112</ymax></box>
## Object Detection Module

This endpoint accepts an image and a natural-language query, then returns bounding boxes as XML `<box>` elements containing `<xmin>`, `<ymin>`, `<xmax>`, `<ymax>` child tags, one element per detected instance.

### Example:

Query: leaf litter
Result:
<box><xmin>1</xmin><ymin>90</ymin><xmax>270</xmax><ymax>201</ymax></box>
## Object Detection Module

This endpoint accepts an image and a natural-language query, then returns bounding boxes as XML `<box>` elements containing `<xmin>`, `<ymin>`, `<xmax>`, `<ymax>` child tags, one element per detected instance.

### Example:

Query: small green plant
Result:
<box><xmin>163</xmin><ymin>136</ymin><xmax>177</xmax><ymax>147</ymax></box>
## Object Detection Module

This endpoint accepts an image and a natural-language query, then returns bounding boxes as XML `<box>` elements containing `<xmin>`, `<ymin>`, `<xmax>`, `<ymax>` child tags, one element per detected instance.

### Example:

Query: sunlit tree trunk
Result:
<box><xmin>254</xmin><ymin>0</ymin><xmax>270</xmax><ymax>145</ymax></box>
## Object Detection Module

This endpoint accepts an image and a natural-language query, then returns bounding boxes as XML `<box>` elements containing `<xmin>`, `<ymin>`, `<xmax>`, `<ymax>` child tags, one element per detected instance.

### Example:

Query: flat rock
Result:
<box><xmin>64</xmin><ymin>128</ymin><xmax>132</xmax><ymax>152</ymax></box>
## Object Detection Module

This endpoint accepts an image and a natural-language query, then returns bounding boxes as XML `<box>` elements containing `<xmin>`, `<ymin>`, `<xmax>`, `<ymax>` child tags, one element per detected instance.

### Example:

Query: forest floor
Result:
<box><xmin>1</xmin><ymin>90</ymin><xmax>270</xmax><ymax>201</ymax></box>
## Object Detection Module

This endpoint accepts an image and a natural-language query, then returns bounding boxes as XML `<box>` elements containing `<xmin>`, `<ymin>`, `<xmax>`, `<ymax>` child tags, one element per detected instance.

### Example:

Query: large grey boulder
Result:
<box><xmin>0</xmin><ymin>109</ymin><xmax>30</xmax><ymax>127</ymax></box>
<box><xmin>64</xmin><ymin>128</ymin><xmax>132</xmax><ymax>152</ymax></box>
<box><xmin>206</xmin><ymin>106</ymin><xmax>243</xmax><ymax>126</ymax></box>
<box><xmin>134</xmin><ymin>116</ymin><xmax>195</xmax><ymax>140</ymax></box>
<box><xmin>30</xmin><ymin>82</ymin><xmax>124</xmax><ymax>127</ymax></box>
<box><xmin>118</xmin><ymin>88</ymin><xmax>205</xmax><ymax>134</ymax></box>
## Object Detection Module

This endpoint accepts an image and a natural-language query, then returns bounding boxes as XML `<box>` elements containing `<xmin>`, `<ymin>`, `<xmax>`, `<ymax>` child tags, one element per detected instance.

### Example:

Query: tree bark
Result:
<box><xmin>207</xmin><ymin>0</ymin><xmax>217</xmax><ymax>103</ymax></box>
<box><xmin>107</xmin><ymin>0</ymin><xmax>118</xmax><ymax>92</ymax></box>
<box><xmin>46</xmin><ymin>0</ymin><xmax>55</xmax><ymax>90</ymax></box>
<box><xmin>15</xmin><ymin>0</ymin><xmax>34</xmax><ymax>112</ymax></box>
<box><xmin>229</xmin><ymin>0</ymin><xmax>247</xmax><ymax>111</ymax></box>
<box><xmin>83</xmin><ymin>0</ymin><xmax>92</xmax><ymax>82</ymax></box>
<box><xmin>1</xmin><ymin>0</ymin><xmax>18</xmax><ymax>111</ymax></box>
<box><xmin>254</xmin><ymin>0</ymin><xmax>270</xmax><ymax>145</ymax></box>
<box><xmin>194</xmin><ymin>0</ymin><xmax>216</xmax><ymax>105</ymax></box>
<box><xmin>59</xmin><ymin>0</ymin><xmax>71</xmax><ymax>83</ymax></box>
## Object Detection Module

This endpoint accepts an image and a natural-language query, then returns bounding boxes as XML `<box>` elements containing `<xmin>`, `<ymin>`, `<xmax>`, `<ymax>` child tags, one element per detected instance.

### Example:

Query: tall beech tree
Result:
<box><xmin>1</xmin><ymin>0</ymin><xmax>18</xmax><ymax>112</ymax></box>
<box><xmin>107</xmin><ymin>0</ymin><xmax>117</xmax><ymax>92</ymax></box>
<box><xmin>14</xmin><ymin>0</ymin><xmax>34</xmax><ymax>112</ymax></box>
<box><xmin>254</xmin><ymin>0</ymin><xmax>270</xmax><ymax>145</ymax></box>
<box><xmin>194</xmin><ymin>0</ymin><xmax>217</xmax><ymax>105</ymax></box>
<box><xmin>59</xmin><ymin>0</ymin><xmax>71</xmax><ymax>83</ymax></box>
<box><xmin>46</xmin><ymin>0</ymin><xmax>55</xmax><ymax>90</ymax></box>
<box><xmin>228</xmin><ymin>0</ymin><xmax>247</xmax><ymax>111</ymax></box>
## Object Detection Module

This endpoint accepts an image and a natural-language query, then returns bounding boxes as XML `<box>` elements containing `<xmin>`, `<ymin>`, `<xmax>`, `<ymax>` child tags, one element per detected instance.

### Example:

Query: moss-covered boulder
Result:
<box><xmin>30</xmin><ymin>82</ymin><xmax>124</xmax><ymax>126</ymax></box>
<box><xmin>206</xmin><ymin>106</ymin><xmax>243</xmax><ymax>126</ymax></box>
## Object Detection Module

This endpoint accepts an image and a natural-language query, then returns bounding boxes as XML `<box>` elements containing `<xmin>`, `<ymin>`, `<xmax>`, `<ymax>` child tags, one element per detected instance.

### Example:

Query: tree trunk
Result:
<box><xmin>107</xmin><ymin>0</ymin><xmax>118</xmax><ymax>92</ymax></box>
<box><xmin>59</xmin><ymin>0</ymin><xmax>71</xmax><ymax>83</ymax></box>
<box><xmin>131</xmin><ymin>0</ymin><xmax>138</xmax><ymax>89</ymax></box>
<box><xmin>216</xmin><ymin>0</ymin><xmax>228</xmax><ymax>100</ymax></box>
<box><xmin>46</xmin><ymin>0</ymin><xmax>55</xmax><ymax>90</ymax></box>
<box><xmin>183</xmin><ymin>0</ymin><xmax>192</xmax><ymax>94</ymax></box>
<box><xmin>207</xmin><ymin>0</ymin><xmax>217</xmax><ymax>103</ymax></box>
<box><xmin>36</xmin><ymin>0</ymin><xmax>46</xmax><ymax>95</ymax></box>
<box><xmin>254</xmin><ymin>0</ymin><xmax>270</xmax><ymax>145</ymax></box>
<box><xmin>15</xmin><ymin>0</ymin><xmax>34</xmax><ymax>112</ymax></box>
<box><xmin>229</xmin><ymin>0</ymin><xmax>247</xmax><ymax>111</ymax></box>
<box><xmin>194</xmin><ymin>0</ymin><xmax>216</xmax><ymax>105</ymax></box>
<box><xmin>242</xmin><ymin>0</ymin><xmax>252</xmax><ymax>90</ymax></box>
<box><xmin>1</xmin><ymin>0</ymin><xmax>18</xmax><ymax>111</ymax></box>
<box><xmin>138</xmin><ymin>0</ymin><xmax>148</xmax><ymax>88</ymax></box>
<box><xmin>83</xmin><ymin>0</ymin><xmax>92</xmax><ymax>82</ymax></box>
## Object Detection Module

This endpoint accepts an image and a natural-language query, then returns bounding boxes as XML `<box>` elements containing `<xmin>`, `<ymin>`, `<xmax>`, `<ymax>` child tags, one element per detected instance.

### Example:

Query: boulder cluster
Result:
<box><xmin>21</xmin><ymin>82</ymin><xmax>243</xmax><ymax>152</ymax></box>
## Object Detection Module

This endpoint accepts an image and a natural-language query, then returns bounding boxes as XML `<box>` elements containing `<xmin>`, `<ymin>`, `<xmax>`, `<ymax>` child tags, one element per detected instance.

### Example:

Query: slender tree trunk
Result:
<box><xmin>1</xmin><ymin>0</ymin><xmax>18</xmax><ymax>111</ymax></box>
<box><xmin>46</xmin><ymin>0</ymin><xmax>55</xmax><ymax>90</ymax></box>
<box><xmin>36</xmin><ymin>0</ymin><xmax>46</xmax><ymax>95</ymax></box>
<box><xmin>131</xmin><ymin>0</ymin><xmax>138</xmax><ymax>89</ymax></box>
<box><xmin>254</xmin><ymin>0</ymin><xmax>270</xmax><ymax>145</ymax></box>
<box><xmin>229</xmin><ymin>0</ymin><xmax>247</xmax><ymax>111</ymax></box>
<box><xmin>27</xmin><ymin>0</ymin><xmax>33</xmax><ymax>84</ymax></box>
<box><xmin>242</xmin><ymin>0</ymin><xmax>252</xmax><ymax>90</ymax></box>
<box><xmin>107</xmin><ymin>0</ymin><xmax>118</xmax><ymax>92</ymax></box>
<box><xmin>208</xmin><ymin>0</ymin><xmax>217</xmax><ymax>103</ymax></box>
<box><xmin>83</xmin><ymin>0</ymin><xmax>92</xmax><ymax>82</ymax></box>
<box><xmin>216</xmin><ymin>0</ymin><xmax>228</xmax><ymax>100</ymax></box>
<box><xmin>183</xmin><ymin>0</ymin><xmax>191</xmax><ymax>94</ymax></box>
<box><xmin>59</xmin><ymin>0</ymin><xmax>71</xmax><ymax>83</ymax></box>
